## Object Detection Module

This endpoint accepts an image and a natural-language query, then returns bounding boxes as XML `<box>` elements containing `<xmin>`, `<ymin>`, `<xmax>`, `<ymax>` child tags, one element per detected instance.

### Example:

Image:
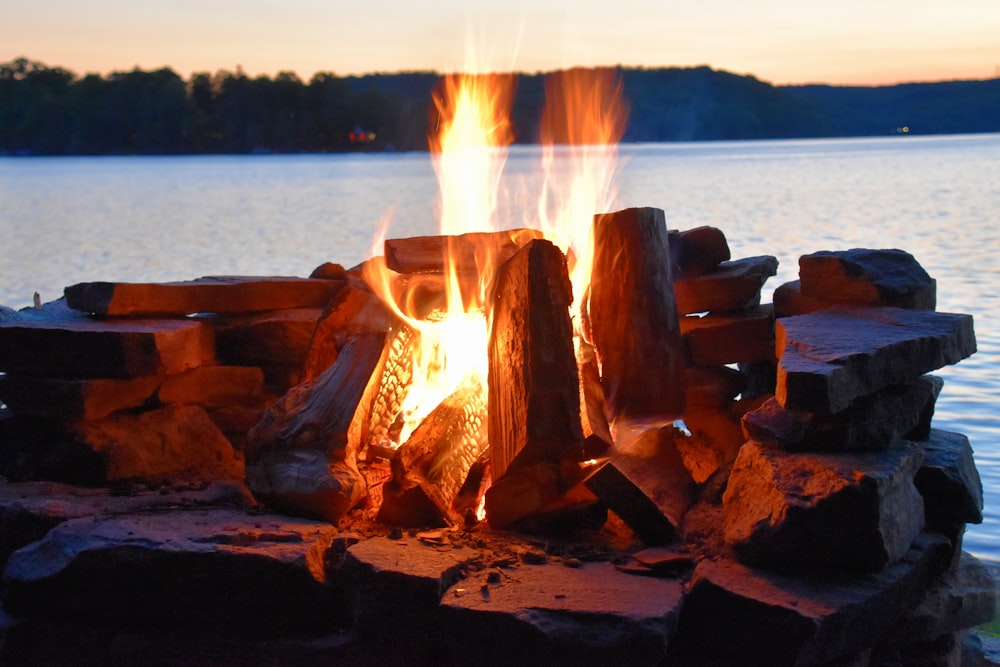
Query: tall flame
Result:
<box><xmin>363</xmin><ymin>66</ymin><xmax>627</xmax><ymax>449</ymax></box>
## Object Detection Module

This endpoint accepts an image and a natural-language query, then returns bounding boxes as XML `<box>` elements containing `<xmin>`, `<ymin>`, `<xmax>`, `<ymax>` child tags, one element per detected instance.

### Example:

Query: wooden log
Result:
<box><xmin>0</xmin><ymin>318</ymin><xmax>215</xmax><ymax>379</ymax></box>
<box><xmin>244</xmin><ymin>332</ymin><xmax>390</xmax><ymax>523</ymax></box>
<box><xmin>577</xmin><ymin>341</ymin><xmax>613</xmax><ymax>458</ymax></box>
<box><xmin>487</xmin><ymin>239</ymin><xmax>583</xmax><ymax>483</ymax></box>
<box><xmin>587</xmin><ymin>207</ymin><xmax>685</xmax><ymax>421</ymax></box>
<box><xmin>0</xmin><ymin>374</ymin><xmax>161</xmax><ymax>421</ymax></box>
<box><xmin>384</xmin><ymin>228</ymin><xmax>544</xmax><ymax>275</ymax></box>
<box><xmin>302</xmin><ymin>285</ymin><xmax>395</xmax><ymax>382</ymax></box>
<box><xmin>64</xmin><ymin>276</ymin><xmax>344</xmax><ymax>317</ymax></box>
<box><xmin>584</xmin><ymin>424</ymin><xmax>696</xmax><ymax>545</ymax></box>
<box><xmin>377</xmin><ymin>374</ymin><xmax>488</xmax><ymax>527</ymax></box>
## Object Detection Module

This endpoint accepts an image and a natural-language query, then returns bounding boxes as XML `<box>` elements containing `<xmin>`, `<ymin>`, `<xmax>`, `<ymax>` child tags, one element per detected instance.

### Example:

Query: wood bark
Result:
<box><xmin>384</xmin><ymin>228</ymin><xmax>543</xmax><ymax>275</ymax></box>
<box><xmin>587</xmin><ymin>207</ymin><xmax>685</xmax><ymax>421</ymax></box>
<box><xmin>487</xmin><ymin>239</ymin><xmax>583</xmax><ymax>484</ymax></box>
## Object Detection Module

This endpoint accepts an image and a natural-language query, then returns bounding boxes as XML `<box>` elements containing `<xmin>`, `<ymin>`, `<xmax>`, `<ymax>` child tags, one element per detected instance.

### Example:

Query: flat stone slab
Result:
<box><xmin>680</xmin><ymin>305</ymin><xmax>775</xmax><ymax>366</ymax></box>
<box><xmin>2</xmin><ymin>507</ymin><xmax>342</xmax><ymax>636</ymax></box>
<box><xmin>0</xmin><ymin>318</ymin><xmax>215</xmax><ymax>378</ymax></box>
<box><xmin>674</xmin><ymin>255</ymin><xmax>778</xmax><ymax>315</ymax></box>
<box><xmin>670</xmin><ymin>225</ymin><xmax>731</xmax><ymax>278</ymax></box>
<box><xmin>798</xmin><ymin>248</ymin><xmax>936</xmax><ymax>310</ymax></box>
<box><xmin>442</xmin><ymin>560</ymin><xmax>685</xmax><ymax>666</ymax></box>
<box><xmin>65</xmin><ymin>276</ymin><xmax>344</xmax><ymax>316</ymax></box>
<box><xmin>668</xmin><ymin>533</ymin><xmax>952</xmax><ymax>666</ymax></box>
<box><xmin>741</xmin><ymin>375</ymin><xmax>942</xmax><ymax>451</ymax></box>
<box><xmin>158</xmin><ymin>365</ymin><xmax>264</xmax><ymax>408</ymax></box>
<box><xmin>776</xmin><ymin>306</ymin><xmax>976</xmax><ymax>414</ymax></box>
<box><xmin>915</xmin><ymin>428</ymin><xmax>984</xmax><ymax>529</ymax></box>
<box><xmin>211</xmin><ymin>307</ymin><xmax>324</xmax><ymax>366</ymax></box>
<box><xmin>723</xmin><ymin>440</ymin><xmax>926</xmax><ymax>571</ymax></box>
<box><xmin>0</xmin><ymin>373</ymin><xmax>162</xmax><ymax>420</ymax></box>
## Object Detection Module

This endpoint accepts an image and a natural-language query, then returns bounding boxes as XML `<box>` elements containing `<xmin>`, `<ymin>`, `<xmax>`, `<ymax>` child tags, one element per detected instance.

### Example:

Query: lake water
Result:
<box><xmin>1</xmin><ymin>134</ymin><xmax>998</xmax><ymax>558</ymax></box>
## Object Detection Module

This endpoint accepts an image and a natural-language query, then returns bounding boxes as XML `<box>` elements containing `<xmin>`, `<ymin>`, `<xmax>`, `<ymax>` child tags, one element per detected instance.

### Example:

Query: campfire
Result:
<box><xmin>0</xmin><ymin>66</ymin><xmax>992</xmax><ymax>667</ymax></box>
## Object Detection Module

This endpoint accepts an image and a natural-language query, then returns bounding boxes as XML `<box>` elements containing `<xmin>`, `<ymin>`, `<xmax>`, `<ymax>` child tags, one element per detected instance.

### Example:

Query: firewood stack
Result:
<box><xmin>0</xmin><ymin>275</ymin><xmax>346</xmax><ymax>484</ymax></box>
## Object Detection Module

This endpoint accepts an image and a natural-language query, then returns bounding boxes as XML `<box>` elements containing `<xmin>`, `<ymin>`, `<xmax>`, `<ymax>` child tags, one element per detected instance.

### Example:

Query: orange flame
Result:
<box><xmin>363</xmin><ymin>67</ymin><xmax>627</xmax><ymax>450</ymax></box>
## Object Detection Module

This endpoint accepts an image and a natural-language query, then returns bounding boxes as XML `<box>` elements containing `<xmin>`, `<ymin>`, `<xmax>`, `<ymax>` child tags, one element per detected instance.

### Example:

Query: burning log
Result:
<box><xmin>377</xmin><ymin>374</ymin><xmax>488</xmax><ymax>527</ymax></box>
<box><xmin>245</xmin><ymin>332</ymin><xmax>390</xmax><ymax>523</ymax></box>
<box><xmin>384</xmin><ymin>228</ymin><xmax>544</xmax><ymax>275</ymax></box>
<box><xmin>587</xmin><ymin>207</ymin><xmax>685</xmax><ymax>422</ymax></box>
<box><xmin>487</xmin><ymin>239</ymin><xmax>583</xmax><ymax>483</ymax></box>
<box><xmin>302</xmin><ymin>285</ymin><xmax>396</xmax><ymax>382</ymax></box>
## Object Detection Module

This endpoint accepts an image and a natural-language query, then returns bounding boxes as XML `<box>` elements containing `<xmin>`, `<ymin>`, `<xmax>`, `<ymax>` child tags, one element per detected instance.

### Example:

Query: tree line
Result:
<box><xmin>2</xmin><ymin>57</ymin><xmax>998</xmax><ymax>156</ymax></box>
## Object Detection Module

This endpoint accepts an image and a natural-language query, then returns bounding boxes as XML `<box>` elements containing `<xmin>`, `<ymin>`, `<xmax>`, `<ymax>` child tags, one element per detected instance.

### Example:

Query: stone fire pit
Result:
<box><xmin>0</xmin><ymin>221</ymin><xmax>993</xmax><ymax>666</ymax></box>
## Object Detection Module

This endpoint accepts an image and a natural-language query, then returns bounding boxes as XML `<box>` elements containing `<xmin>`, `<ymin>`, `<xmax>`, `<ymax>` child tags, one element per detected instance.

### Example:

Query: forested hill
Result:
<box><xmin>1</xmin><ymin>57</ymin><xmax>998</xmax><ymax>155</ymax></box>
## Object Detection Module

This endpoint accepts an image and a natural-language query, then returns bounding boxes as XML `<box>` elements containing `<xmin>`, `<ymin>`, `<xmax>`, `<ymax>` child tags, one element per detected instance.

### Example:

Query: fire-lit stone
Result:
<box><xmin>442</xmin><ymin>560</ymin><xmax>686</xmax><ymax>666</ymax></box>
<box><xmin>667</xmin><ymin>533</ymin><xmax>952</xmax><ymax>666</ymax></box>
<box><xmin>584</xmin><ymin>425</ymin><xmax>696</xmax><ymax>544</ymax></box>
<box><xmin>914</xmin><ymin>429</ymin><xmax>984</xmax><ymax>531</ymax></box>
<box><xmin>158</xmin><ymin>365</ymin><xmax>265</xmax><ymax>408</ymax></box>
<box><xmin>798</xmin><ymin>248</ymin><xmax>937</xmax><ymax>310</ymax></box>
<box><xmin>776</xmin><ymin>306</ymin><xmax>976</xmax><ymax>414</ymax></box>
<box><xmin>2</xmin><ymin>508</ymin><xmax>343</xmax><ymax>637</ymax></box>
<box><xmin>211</xmin><ymin>307</ymin><xmax>324</xmax><ymax>368</ymax></box>
<box><xmin>0</xmin><ymin>373</ymin><xmax>161</xmax><ymax>421</ymax></box>
<box><xmin>64</xmin><ymin>275</ymin><xmax>344</xmax><ymax>317</ymax></box>
<box><xmin>772</xmin><ymin>279</ymin><xmax>839</xmax><ymax>318</ymax></box>
<box><xmin>0</xmin><ymin>480</ymin><xmax>254</xmax><ymax>568</ymax></box>
<box><xmin>741</xmin><ymin>375</ymin><xmax>943</xmax><ymax>451</ymax></box>
<box><xmin>683</xmin><ymin>366</ymin><xmax>745</xmax><ymax>410</ymax></box>
<box><xmin>676</xmin><ymin>407</ymin><xmax>746</xmax><ymax>484</ymax></box>
<box><xmin>673</xmin><ymin>255</ymin><xmax>778</xmax><ymax>315</ymax></box>
<box><xmin>723</xmin><ymin>440</ymin><xmax>926</xmax><ymax>571</ymax></box>
<box><xmin>679</xmin><ymin>305</ymin><xmax>775</xmax><ymax>367</ymax></box>
<box><xmin>0</xmin><ymin>318</ymin><xmax>215</xmax><ymax>379</ymax></box>
<box><xmin>670</xmin><ymin>225</ymin><xmax>731</xmax><ymax>278</ymax></box>
<box><xmin>71</xmin><ymin>404</ymin><xmax>243</xmax><ymax>482</ymax></box>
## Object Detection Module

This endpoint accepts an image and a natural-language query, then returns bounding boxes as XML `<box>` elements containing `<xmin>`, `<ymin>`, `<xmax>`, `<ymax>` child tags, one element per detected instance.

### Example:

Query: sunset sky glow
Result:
<box><xmin>3</xmin><ymin>0</ymin><xmax>999</xmax><ymax>85</ymax></box>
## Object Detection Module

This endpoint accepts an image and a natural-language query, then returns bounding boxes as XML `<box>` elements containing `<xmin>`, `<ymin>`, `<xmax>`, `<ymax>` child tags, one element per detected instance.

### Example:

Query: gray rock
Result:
<box><xmin>776</xmin><ymin>307</ymin><xmax>976</xmax><ymax>414</ymax></box>
<box><xmin>742</xmin><ymin>375</ymin><xmax>943</xmax><ymax>451</ymax></box>
<box><xmin>915</xmin><ymin>428</ymin><xmax>984</xmax><ymax>529</ymax></box>
<box><xmin>2</xmin><ymin>508</ymin><xmax>344</xmax><ymax>636</ymax></box>
<box><xmin>667</xmin><ymin>532</ymin><xmax>952</xmax><ymax>666</ymax></box>
<box><xmin>723</xmin><ymin>440</ymin><xmax>926</xmax><ymax>571</ymax></box>
<box><xmin>798</xmin><ymin>248</ymin><xmax>936</xmax><ymax>310</ymax></box>
<box><xmin>442</xmin><ymin>560</ymin><xmax>685</xmax><ymax>666</ymax></box>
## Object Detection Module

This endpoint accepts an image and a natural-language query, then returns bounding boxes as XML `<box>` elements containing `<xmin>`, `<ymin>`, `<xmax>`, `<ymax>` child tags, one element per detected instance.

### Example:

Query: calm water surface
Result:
<box><xmin>2</xmin><ymin>135</ymin><xmax>998</xmax><ymax>558</ymax></box>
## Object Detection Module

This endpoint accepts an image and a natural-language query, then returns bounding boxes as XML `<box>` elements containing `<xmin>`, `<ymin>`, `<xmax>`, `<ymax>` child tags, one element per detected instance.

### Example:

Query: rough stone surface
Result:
<box><xmin>212</xmin><ymin>307</ymin><xmax>324</xmax><ymax>368</ymax></box>
<box><xmin>0</xmin><ymin>373</ymin><xmax>161</xmax><ymax>420</ymax></box>
<box><xmin>776</xmin><ymin>307</ymin><xmax>976</xmax><ymax>414</ymax></box>
<box><xmin>667</xmin><ymin>532</ymin><xmax>952</xmax><ymax>666</ymax></box>
<box><xmin>0</xmin><ymin>318</ymin><xmax>215</xmax><ymax>379</ymax></box>
<box><xmin>798</xmin><ymin>248</ymin><xmax>937</xmax><ymax>310</ymax></box>
<box><xmin>2</xmin><ymin>508</ymin><xmax>344</xmax><ymax>636</ymax></box>
<box><xmin>723</xmin><ymin>440</ymin><xmax>926</xmax><ymax>571</ymax></box>
<box><xmin>741</xmin><ymin>375</ymin><xmax>943</xmax><ymax>451</ymax></box>
<box><xmin>670</xmin><ymin>225</ymin><xmax>731</xmax><ymax>278</ymax></box>
<box><xmin>442</xmin><ymin>560</ymin><xmax>685</xmax><ymax>666</ymax></box>
<box><xmin>158</xmin><ymin>365</ymin><xmax>265</xmax><ymax>408</ymax></box>
<box><xmin>684</xmin><ymin>366</ymin><xmax>745</xmax><ymax>410</ymax></box>
<box><xmin>773</xmin><ymin>279</ymin><xmax>837</xmax><ymax>318</ymax></box>
<box><xmin>680</xmin><ymin>305</ymin><xmax>775</xmax><ymax>366</ymax></box>
<box><xmin>915</xmin><ymin>428</ymin><xmax>984</xmax><ymax>529</ymax></box>
<box><xmin>64</xmin><ymin>276</ymin><xmax>344</xmax><ymax>317</ymax></box>
<box><xmin>0</xmin><ymin>480</ymin><xmax>254</xmax><ymax>568</ymax></box>
<box><xmin>674</xmin><ymin>255</ymin><xmax>778</xmax><ymax>315</ymax></box>
<box><xmin>70</xmin><ymin>404</ymin><xmax>243</xmax><ymax>482</ymax></box>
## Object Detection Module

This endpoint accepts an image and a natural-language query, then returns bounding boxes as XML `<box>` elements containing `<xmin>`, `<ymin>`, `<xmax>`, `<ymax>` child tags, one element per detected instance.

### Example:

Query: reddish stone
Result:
<box><xmin>674</xmin><ymin>255</ymin><xmax>778</xmax><ymax>315</ymax></box>
<box><xmin>677</xmin><ymin>407</ymin><xmax>746</xmax><ymax>483</ymax></box>
<box><xmin>212</xmin><ymin>307</ymin><xmax>323</xmax><ymax>367</ymax></box>
<box><xmin>723</xmin><ymin>440</ymin><xmax>926</xmax><ymax>571</ymax></box>
<box><xmin>158</xmin><ymin>365</ymin><xmax>264</xmax><ymax>408</ymax></box>
<box><xmin>798</xmin><ymin>248</ymin><xmax>936</xmax><ymax>310</ymax></box>
<box><xmin>776</xmin><ymin>307</ymin><xmax>976</xmax><ymax>414</ymax></box>
<box><xmin>0</xmin><ymin>318</ymin><xmax>215</xmax><ymax>379</ymax></box>
<box><xmin>684</xmin><ymin>366</ymin><xmax>745</xmax><ymax>410</ymax></box>
<box><xmin>671</xmin><ymin>225</ymin><xmax>731</xmax><ymax>278</ymax></box>
<box><xmin>71</xmin><ymin>404</ymin><xmax>243</xmax><ymax>482</ymax></box>
<box><xmin>772</xmin><ymin>279</ymin><xmax>837</xmax><ymax>317</ymax></box>
<box><xmin>680</xmin><ymin>305</ymin><xmax>775</xmax><ymax>366</ymax></box>
<box><xmin>65</xmin><ymin>276</ymin><xmax>344</xmax><ymax>316</ymax></box>
<box><xmin>0</xmin><ymin>374</ymin><xmax>161</xmax><ymax>420</ymax></box>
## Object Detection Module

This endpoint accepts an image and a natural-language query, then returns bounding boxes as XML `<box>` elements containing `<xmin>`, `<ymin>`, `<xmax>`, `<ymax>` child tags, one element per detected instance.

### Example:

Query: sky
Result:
<box><xmin>2</xmin><ymin>0</ymin><xmax>999</xmax><ymax>86</ymax></box>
